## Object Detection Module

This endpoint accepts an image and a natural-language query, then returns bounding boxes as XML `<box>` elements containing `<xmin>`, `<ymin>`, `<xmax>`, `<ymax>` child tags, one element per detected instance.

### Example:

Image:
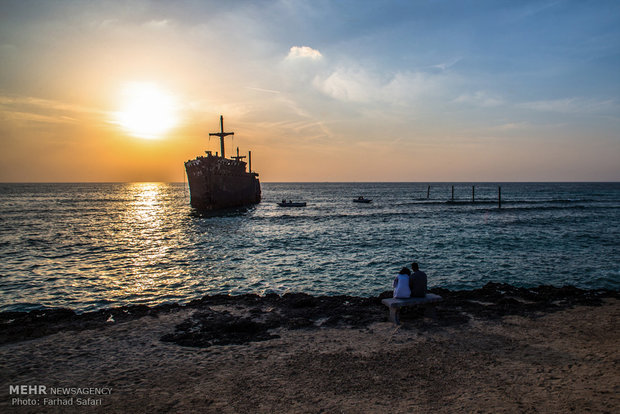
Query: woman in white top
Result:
<box><xmin>393</xmin><ymin>267</ymin><xmax>412</xmax><ymax>298</ymax></box>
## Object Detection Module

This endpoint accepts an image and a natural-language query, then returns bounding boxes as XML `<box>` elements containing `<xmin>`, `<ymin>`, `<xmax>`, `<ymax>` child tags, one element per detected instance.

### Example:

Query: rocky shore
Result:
<box><xmin>1</xmin><ymin>283</ymin><xmax>618</xmax><ymax>413</ymax></box>
<box><xmin>1</xmin><ymin>282</ymin><xmax>618</xmax><ymax>347</ymax></box>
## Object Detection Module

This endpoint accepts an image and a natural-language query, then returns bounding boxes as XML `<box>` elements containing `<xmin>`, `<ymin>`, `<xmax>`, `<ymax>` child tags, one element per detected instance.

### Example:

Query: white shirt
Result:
<box><xmin>393</xmin><ymin>273</ymin><xmax>411</xmax><ymax>298</ymax></box>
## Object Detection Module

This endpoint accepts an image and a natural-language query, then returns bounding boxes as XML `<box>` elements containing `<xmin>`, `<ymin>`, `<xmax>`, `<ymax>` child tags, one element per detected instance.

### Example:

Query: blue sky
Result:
<box><xmin>0</xmin><ymin>0</ymin><xmax>618</xmax><ymax>181</ymax></box>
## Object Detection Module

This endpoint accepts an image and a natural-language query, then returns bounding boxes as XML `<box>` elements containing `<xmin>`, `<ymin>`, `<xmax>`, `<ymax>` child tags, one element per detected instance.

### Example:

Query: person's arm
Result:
<box><xmin>393</xmin><ymin>277</ymin><xmax>398</xmax><ymax>288</ymax></box>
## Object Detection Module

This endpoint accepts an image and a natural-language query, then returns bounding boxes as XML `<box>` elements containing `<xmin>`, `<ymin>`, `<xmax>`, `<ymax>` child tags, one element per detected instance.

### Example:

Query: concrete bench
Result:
<box><xmin>381</xmin><ymin>294</ymin><xmax>443</xmax><ymax>324</ymax></box>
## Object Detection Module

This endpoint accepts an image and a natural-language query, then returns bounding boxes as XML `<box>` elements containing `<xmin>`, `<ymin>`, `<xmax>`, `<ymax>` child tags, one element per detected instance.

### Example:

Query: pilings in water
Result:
<box><xmin>427</xmin><ymin>185</ymin><xmax>430</xmax><ymax>199</ymax></box>
<box><xmin>440</xmin><ymin>184</ymin><xmax>502</xmax><ymax>208</ymax></box>
<box><xmin>498</xmin><ymin>186</ymin><xmax>502</xmax><ymax>209</ymax></box>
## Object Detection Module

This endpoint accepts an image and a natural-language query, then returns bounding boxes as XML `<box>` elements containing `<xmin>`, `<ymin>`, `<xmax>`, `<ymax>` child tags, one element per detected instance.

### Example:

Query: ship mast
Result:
<box><xmin>209</xmin><ymin>115</ymin><xmax>234</xmax><ymax>158</ymax></box>
<box><xmin>231</xmin><ymin>147</ymin><xmax>247</xmax><ymax>162</ymax></box>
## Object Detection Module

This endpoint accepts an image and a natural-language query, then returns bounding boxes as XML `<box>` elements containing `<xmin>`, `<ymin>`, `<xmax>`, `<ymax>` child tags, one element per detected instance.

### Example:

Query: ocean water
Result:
<box><xmin>0</xmin><ymin>182</ymin><xmax>618</xmax><ymax>313</ymax></box>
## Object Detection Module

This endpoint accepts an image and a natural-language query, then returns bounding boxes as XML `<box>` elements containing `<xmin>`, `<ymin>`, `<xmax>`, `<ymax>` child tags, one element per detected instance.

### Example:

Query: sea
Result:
<box><xmin>0</xmin><ymin>182</ymin><xmax>618</xmax><ymax>313</ymax></box>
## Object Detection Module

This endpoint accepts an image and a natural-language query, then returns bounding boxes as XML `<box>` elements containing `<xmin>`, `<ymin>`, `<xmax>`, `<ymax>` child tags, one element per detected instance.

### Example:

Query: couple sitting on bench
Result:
<box><xmin>393</xmin><ymin>262</ymin><xmax>427</xmax><ymax>298</ymax></box>
<box><xmin>384</xmin><ymin>262</ymin><xmax>440</xmax><ymax>323</ymax></box>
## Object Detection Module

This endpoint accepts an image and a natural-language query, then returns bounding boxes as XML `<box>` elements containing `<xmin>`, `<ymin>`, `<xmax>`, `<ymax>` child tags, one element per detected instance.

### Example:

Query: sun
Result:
<box><xmin>113</xmin><ymin>82</ymin><xmax>179</xmax><ymax>139</ymax></box>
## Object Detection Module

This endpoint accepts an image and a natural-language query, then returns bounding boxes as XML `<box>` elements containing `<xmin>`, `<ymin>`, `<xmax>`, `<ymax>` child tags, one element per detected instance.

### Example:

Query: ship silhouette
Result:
<box><xmin>184</xmin><ymin>116</ymin><xmax>261</xmax><ymax>210</ymax></box>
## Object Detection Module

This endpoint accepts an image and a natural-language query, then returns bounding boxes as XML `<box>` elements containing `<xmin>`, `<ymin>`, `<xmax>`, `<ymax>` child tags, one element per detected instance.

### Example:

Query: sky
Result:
<box><xmin>0</xmin><ymin>0</ymin><xmax>619</xmax><ymax>182</ymax></box>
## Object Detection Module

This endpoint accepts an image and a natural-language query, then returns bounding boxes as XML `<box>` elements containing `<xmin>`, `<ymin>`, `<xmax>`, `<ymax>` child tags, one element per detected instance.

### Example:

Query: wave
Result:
<box><xmin>258</xmin><ymin>203</ymin><xmax>617</xmax><ymax>223</ymax></box>
<box><xmin>55</xmin><ymin>198</ymin><xmax>131</xmax><ymax>204</ymax></box>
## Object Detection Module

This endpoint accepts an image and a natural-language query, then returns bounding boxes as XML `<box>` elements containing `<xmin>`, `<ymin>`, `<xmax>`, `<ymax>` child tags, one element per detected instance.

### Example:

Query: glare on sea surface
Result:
<box><xmin>113</xmin><ymin>82</ymin><xmax>179</xmax><ymax>139</ymax></box>
<box><xmin>109</xmin><ymin>183</ymin><xmax>180</xmax><ymax>297</ymax></box>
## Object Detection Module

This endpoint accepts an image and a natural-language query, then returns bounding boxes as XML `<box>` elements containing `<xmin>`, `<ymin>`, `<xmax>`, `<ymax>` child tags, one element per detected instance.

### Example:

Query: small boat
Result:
<box><xmin>278</xmin><ymin>200</ymin><xmax>307</xmax><ymax>207</ymax></box>
<box><xmin>353</xmin><ymin>196</ymin><xmax>372</xmax><ymax>203</ymax></box>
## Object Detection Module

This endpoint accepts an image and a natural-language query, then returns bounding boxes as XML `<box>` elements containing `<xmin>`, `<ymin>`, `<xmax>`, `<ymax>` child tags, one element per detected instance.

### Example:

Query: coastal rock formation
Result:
<box><xmin>1</xmin><ymin>283</ymin><xmax>617</xmax><ymax>347</ymax></box>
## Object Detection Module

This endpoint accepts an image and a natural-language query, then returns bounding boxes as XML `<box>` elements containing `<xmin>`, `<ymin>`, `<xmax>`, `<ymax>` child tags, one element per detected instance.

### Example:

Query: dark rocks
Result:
<box><xmin>161</xmin><ymin>309</ymin><xmax>279</xmax><ymax>347</ymax></box>
<box><xmin>425</xmin><ymin>282</ymin><xmax>620</xmax><ymax>323</ymax></box>
<box><xmin>0</xmin><ymin>308</ymin><xmax>77</xmax><ymax>345</ymax></box>
<box><xmin>0</xmin><ymin>303</ymin><xmax>172</xmax><ymax>345</ymax></box>
<box><xmin>161</xmin><ymin>295</ymin><xmax>386</xmax><ymax>348</ymax></box>
<box><xmin>282</xmin><ymin>292</ymin><xmax>318</xmax><ymax>308</ymax></box>
<box><xmin>1</xmin><ymin>283</ymin><xmax>617</xmax><ymax>346</ymax></box>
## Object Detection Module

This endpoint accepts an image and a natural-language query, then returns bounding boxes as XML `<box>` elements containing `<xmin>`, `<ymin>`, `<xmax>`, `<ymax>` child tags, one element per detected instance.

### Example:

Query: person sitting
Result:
<box><xmin>393</xmin><ymin>267</ymin><xmax>412</xmax><ymax>298</ymax></box>
<box><xmin>409</xmin><ymin>262</ymin><xmax>428</xmax><ymax>298</ymax></box>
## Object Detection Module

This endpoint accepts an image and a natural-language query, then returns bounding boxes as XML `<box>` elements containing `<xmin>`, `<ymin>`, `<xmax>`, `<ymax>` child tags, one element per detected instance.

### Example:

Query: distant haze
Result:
<box><xmin>1</xmin><ymin>0</ymin><xmax>619</xmax><ymax>182</ymax></box>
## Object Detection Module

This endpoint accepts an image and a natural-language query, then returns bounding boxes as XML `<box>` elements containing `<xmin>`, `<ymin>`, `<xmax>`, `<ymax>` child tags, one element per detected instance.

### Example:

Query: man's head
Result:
<box><xmin>411</xmin><ymin>262</ymin><xmax>419</xmax><ymax>271</ymax></box>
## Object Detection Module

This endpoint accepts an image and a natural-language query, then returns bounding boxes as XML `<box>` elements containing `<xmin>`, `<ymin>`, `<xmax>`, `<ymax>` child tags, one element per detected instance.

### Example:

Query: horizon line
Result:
<box><xmin>1</xmin><ymin>180</ymin><xmax>619</xmax><ymax>184</ymax></box>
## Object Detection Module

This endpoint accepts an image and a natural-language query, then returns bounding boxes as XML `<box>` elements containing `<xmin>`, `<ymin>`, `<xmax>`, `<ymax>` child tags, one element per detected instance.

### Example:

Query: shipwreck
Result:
<box><xmin>184</xmin><ymin>116</ymin><xmax>261</xmax><ymax>210</ymax></box>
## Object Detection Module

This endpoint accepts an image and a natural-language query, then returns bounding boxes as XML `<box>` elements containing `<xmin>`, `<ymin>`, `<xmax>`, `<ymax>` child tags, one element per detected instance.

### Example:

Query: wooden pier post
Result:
<box><xmin>249</xmin><ymin>151</ymin><xmax>252</xmax><ymax>173</ymax></box>
<box><xmin>498</xmin><ymin>186</ymin><xmax>502</xmax><ymax>208</ymax></box>
<box><xmin>451</xmin><ymin>185</ymin><xmax>454</xmax><ymax>202</ymax></box>
<box><xmin>472</xmin><ymin>185</ymin><xmax>475</xmax><ymax>203</ymax></box>
<box><xmin>427</xmin><ymin>185</ymin><xmax>430</xmax><ymax>199</ymax></box>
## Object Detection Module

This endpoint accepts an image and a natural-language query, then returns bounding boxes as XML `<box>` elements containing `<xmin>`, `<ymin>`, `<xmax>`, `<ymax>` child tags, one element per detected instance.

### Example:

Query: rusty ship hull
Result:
<box><xmin>184</xmin><ymin>116</ymin><xmax>261</xmax><ymax>211</ymax></box>
<box><xmin>185</xmin><ymin>155</ymin><xmax>261</xmax><ymax>210</ymax></box>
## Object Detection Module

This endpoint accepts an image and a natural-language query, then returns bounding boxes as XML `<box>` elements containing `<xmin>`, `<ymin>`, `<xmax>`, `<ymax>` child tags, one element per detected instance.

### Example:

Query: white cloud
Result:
<box><xmin>245</xmin><ymin>86</ymin><xmax>280</xmax><ymax>94</ymax></box>
<box><xmin>453</xmin><ymin>91</ymin><xmax>504</xmax><ymax>107</ymax></box>
<box><xmin>286</xmin><ymin>46</ymin><xmax>322</xmax><ymax>60</ymax></box>
<box><xmin>314</xmin><ymin>67</ymin><xmax>377</xmax><ymax>103</ymax></box>
<box><xmin>382</xmin><ymin>71</ymin><xmax>437</xmax><ymax>103</ymax></box>
<box><xmin>431</xmin><ymin>57</ymin><xmax>461</xmax><ymax>72</ymax></box>
<box><xmin>143</xmin><ymin>19</ymin><xmax>171</xmax><ymax>30</ymax></box>
<box><xmin>313</xmin><ymin>67</ymin><xmax>441</xmax><ymax>105</ymax></box>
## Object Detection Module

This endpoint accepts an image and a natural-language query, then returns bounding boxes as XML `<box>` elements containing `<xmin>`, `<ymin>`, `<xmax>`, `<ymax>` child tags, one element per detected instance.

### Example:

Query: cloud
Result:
<box><xmin>314</xmin><ymin>67</ymin><xmax>377</xmax><ymax>103</ymax></box>
<box><xmin>453</xmin><ymin>91</ymin><xmax>504</xmax><ymax>107</ymax></box>
<box><xmin>431</xmin><ymin>57</ymin><xmax>461</xmax><ymax>72</ymax></box>
<box><xmin>286</xmin><ymin>46</ymin><xmax>322</xmax><ymax>60</ymax></box>
<box><xmin>382</xmin><ymin>71</ymin><xmax>438</xmax><ymax>103</ymax></box>
<box><xmin>143</xmin><ymin>19</ymin><xmax>171</xmax><ymax>30</ymax></box>
<box><xmin>493</xmin><ymin>122</ymin><xmax>530</xmax><ymax>131</ymax></box>
<box><xmin>313</xmin><ymin>67</ymin><xmax>441</xmax><ymax>105</ymax></box>
<box><xmin>518</xmin><ymin>98</ymin><xmax>617</xmax><ymax>114</ymax></box>
<box><xmin>0</xmin><ymin>95</ymin><xmax>104</xmax><ymax>124</ymax></box>
<box><xmin>245</xmin><ymin>86</ymin><xmax>280</xmax><ymax>94</ymax></box>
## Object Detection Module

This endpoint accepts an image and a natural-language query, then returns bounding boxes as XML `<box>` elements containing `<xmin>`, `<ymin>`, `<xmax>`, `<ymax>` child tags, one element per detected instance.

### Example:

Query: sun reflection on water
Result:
<box><xmin>113</xmin><ymin>183</ymin><xmax>176</xmax><ymax>298</ymax></box>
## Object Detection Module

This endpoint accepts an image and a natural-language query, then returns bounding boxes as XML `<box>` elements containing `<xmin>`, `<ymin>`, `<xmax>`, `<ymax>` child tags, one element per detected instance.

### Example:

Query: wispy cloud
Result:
<box><xmin>492</xmin><ymin>122</ymin><xmax>530</xmax><ymax>131</ymax></box>
<box><xmin>313</xmin><ymin>66</ymin><xmax>444</xmax><ymax>105</ymax></box>
<box><xmin>143</xmin><ymin>19</ymin><xmax>171</xmax><ymax>30</ymax></box>
<box><xmin>518</xmin><ymin>98</ymin><xmax>617</xmax><ymax>114</ymax></box>
<box><xmin>245</xmin><ymin>86</ymin><xmax>280</xmax><ymax>94</ymax></box>
<box><xmin>431</xmin><ymin>57</ymin><xmax>461</xmax><ymax>72</ymax></box>
<box><xmin>515</xmin><ymin>1</ymin><xmax>562</xmax><ymax>19</ymax></box>
<box><xmin>0</xmin><ymin>95</ymin><xmax>104</xmax><ymax>124</ymax></box>
<box><xmin>313</xmin><ymin>67</ymin><xmax>377</xmax><ymax>103</ymax></box>
<box><xmin>453</xmin><ymin>91</ymin><xmax>504</xmax><ymax>107</ymax></box>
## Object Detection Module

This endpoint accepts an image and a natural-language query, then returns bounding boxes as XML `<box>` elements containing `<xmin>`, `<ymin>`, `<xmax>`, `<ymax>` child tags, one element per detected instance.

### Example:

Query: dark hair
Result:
<box><xmin>411</xmin><ymin>262</ymin><xmax>419</xmax><ymax>271</ymax></box>
<box><xmin>399</xmin><ymin>267</ymin><xmax>411</xmax><ymax>275</ymax></box>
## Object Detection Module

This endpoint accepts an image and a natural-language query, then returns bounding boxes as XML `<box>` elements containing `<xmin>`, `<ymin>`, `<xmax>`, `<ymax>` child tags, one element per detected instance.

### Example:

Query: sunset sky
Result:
<box><xmin>1</xmin><ymin>0</ymin><xmax>619</xmax><ymax>182</ymax></box>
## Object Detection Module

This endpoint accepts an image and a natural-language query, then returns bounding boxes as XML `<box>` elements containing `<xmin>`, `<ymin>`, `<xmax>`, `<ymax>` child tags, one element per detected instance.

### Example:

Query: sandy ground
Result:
<box><xmin>1</xmin><ymin>298</ymin><xmax>618</xmax><ymax>413</ymax></box>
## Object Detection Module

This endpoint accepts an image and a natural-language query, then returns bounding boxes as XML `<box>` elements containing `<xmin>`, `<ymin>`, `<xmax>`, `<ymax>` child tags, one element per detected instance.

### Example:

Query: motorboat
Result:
<box><xmin>278</xmin><ymin>200</ymin><xmax>307</xmax><ymax>207</ymax></box>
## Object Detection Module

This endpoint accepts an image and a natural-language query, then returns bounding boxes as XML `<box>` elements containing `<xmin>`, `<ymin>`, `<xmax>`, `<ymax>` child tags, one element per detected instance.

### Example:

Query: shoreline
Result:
<box><xmin>1</xmin><ymin>282</ymin><xmax>618</xmax><ymax>346</ymax></box>
<box><xmin>1</xmin><ymin>283</ymin><xmax>619</xmax><ymax>413</ymax></box>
